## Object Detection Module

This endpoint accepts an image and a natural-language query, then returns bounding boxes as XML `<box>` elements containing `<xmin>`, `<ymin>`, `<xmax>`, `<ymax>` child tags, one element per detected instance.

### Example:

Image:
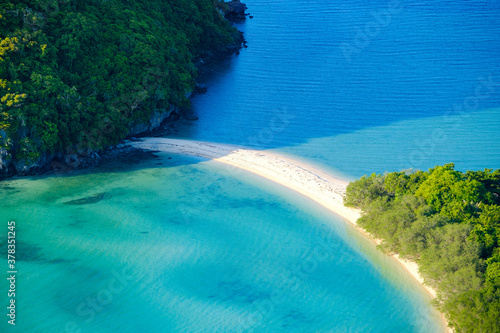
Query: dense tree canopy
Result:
<box><xmin>345</xmin><ymin>164</ymin><xmax>500</xmax><ymax>332</ymax></box>
<box><xmin>0</xmin><ymin>0</ymin><xmax>240</xmax><ymax>172</ymax></box>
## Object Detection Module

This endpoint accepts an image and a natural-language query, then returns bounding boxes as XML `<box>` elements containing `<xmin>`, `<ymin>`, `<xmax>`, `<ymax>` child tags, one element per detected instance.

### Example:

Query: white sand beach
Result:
<box><xmin>131</xmin><ymin>137</ymin><xmax>449</xmax><ymax>329</ymax></box>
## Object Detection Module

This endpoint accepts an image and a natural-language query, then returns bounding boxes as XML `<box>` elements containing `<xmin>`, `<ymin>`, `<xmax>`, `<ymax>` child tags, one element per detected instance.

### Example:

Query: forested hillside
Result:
<box><xmin>0</xmin><ymin>0</ymin><xmax>242</xmax><ymax>176</ymax></box>
<box><xmin>345</xmin><ymin>164</ymin><xmax>500</xmax><ymax>332</ymax></box>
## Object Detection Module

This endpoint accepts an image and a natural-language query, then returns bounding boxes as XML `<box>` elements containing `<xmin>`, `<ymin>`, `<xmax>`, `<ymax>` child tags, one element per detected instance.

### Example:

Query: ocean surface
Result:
<box><xmin>3</xmin><ymin>0</ymin><xmax>500</xmax><ymax>332</ymax></box>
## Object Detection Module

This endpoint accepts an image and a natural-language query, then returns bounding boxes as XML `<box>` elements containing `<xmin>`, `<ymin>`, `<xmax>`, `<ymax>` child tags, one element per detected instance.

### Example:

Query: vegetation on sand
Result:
<box><xmin>345</xmin><ymin>164</ymin><xmax>500</xmax><ymax>332</ymax></box>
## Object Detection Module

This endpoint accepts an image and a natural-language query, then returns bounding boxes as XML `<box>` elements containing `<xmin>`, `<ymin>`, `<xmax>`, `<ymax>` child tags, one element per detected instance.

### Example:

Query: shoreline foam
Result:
<box><xmin>131</xmin><ymin>137</ymin><xmax>450</xmax><ymax>331</ymax></box>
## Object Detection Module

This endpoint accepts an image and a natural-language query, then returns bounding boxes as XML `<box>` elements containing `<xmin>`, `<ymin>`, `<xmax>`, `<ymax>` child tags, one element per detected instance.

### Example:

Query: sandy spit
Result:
<box><xmin>131</xmin><ymin>137</ymin><xmax>450</xmax><ymax>331</ymax></box>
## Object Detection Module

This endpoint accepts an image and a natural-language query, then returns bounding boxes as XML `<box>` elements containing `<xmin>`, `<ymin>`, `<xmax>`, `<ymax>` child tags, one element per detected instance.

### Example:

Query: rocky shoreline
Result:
<box><xmin>224</xmin><ymin>0</ymin><xmax>248</xmax><ymax>20</ymax></box>
<box><xmin>0</xmin><ymin>2</ymin><xmax>247</xmax><ymax>181</ymax></box>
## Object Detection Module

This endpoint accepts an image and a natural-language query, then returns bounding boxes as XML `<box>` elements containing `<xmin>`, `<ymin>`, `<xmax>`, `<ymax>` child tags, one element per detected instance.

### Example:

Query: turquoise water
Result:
<box><xmin>3</xmin><ymin>0</ymin><xmax>500</xmax><ymax>331</ymax></box>
<box><xmin>1</xmin><ymin>154</ymin><xmax>444</xmax><ymax>332</ymax></box>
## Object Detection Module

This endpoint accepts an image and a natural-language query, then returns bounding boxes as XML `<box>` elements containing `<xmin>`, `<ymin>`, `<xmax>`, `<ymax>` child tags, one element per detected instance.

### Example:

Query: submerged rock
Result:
<box><xmin>195</xmin><ymin>83</ymin><xmax>208</xmax><ymax>94</ymax></box>
<box><xmin>63</xmin><ymin>192</ymin><xmax>109</xmax><ymax>205</ymax></box>
<box><xmin>183</xmin><ymin>113</ymin><xmax>199</xmax><ymax>121</ymax></box>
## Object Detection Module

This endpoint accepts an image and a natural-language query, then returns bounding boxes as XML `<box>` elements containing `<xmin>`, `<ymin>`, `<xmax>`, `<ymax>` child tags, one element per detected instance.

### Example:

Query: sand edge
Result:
<box><xmin>131</xmin><ymin>137</ymin><xmax>451</xmax><ymax>332</ymax></box>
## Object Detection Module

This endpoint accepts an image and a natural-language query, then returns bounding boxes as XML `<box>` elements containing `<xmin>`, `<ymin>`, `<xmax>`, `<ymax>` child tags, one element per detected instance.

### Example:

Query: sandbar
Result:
<box><xmin>131</xmin><ymin>137</ymin><xmax>450</xmax><ymax>331</ymax></box>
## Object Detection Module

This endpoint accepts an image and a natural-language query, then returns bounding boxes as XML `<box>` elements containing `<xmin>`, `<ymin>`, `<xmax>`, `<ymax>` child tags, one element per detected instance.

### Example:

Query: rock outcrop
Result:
<box><xmin>0</xmin><ymin>130</ymin><xmax>11</xmax><ymax>177</ymax></box>
<box><xmin>128</xmin><ymin>106</ymin><xmax>178</xmax><ymax>137</ymax></box>
<box><xmin>224</xmin><ymin>0</ymin><xmax>247</xmax><ymax>20</ymax></box>
<box><xmin>12</xmin><ymin>153</ymin><xmax>52</xmax><ymax>176</ymax></box>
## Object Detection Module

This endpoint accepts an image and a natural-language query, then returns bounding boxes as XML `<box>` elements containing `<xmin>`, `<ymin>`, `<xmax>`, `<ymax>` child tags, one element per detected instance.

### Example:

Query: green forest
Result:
<box><xmin>345</xmin><ymin>164</ymin><xmax>500</xmax><ymax>332</ymax></box>
<box><xmin>0</xmin><ymin>0</ymin><xmax>241</xmax><ymax>174</ymax></box>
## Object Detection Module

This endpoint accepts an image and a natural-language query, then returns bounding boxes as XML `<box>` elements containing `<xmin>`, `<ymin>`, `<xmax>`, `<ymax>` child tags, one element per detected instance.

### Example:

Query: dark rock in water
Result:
<box><xmin>10</xmin><ymin>240</ymin><xmax>45</xmax><ymax>262</ymax></box>
<box><xmin>63</xmin><ymin>192</ymin><xmax>109</xmax><ymax>205</ymax></box>
<box><xmin>195</xmin><ymin>83</ymin><xmax>208</xmax><ymax>94</ymax></box>
<box><xmin>183</xmin><ymin>113</ymin><xmax>199</xmax><ymax>121</ymax></box>
<box><xmin>225</xmin><ymin>0</ymin><xmax>247</xmax><ymax>20</ymax></box>
<box><xmin>47</xmin><ymin>258</ymin><xmax>75</xmax><ymax>265</ymax></box>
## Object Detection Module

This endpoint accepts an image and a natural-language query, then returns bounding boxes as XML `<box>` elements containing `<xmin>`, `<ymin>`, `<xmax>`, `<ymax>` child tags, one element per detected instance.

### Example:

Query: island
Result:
<box><xmin>0</xmin><ymin>0</ymin><xmax>244</xmax><ymax>178</ymax></box>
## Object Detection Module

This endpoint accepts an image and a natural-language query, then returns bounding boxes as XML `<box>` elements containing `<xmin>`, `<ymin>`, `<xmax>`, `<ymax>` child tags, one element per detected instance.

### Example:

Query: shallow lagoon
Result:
<box><xmin>1</xmin><ymin>154</ymin><xmax>445</xmax><ymax>332</ymax></box>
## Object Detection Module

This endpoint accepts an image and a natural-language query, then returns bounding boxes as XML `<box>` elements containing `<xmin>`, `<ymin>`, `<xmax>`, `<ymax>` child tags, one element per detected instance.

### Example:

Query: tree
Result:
<box><xmin>345</xmin><ymin>164</ymin><xmax>500</xmax><ymax>331</ymax></box>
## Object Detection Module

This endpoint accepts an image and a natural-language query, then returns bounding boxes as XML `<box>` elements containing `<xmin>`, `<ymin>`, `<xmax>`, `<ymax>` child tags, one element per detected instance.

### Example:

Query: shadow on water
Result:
<box><xmin>172</xmin><ymin>0</ymin><xmax>500</xmax><ymax>166</ymax></box>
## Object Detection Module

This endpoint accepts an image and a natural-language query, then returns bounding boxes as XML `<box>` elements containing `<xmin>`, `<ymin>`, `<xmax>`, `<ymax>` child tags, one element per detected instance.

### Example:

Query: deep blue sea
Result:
<box><xmin>178</xmin><ymin>0</ymin><xmax>500</xmax><ymax>179</ymax></box>
<box><xmin>2</xmin><ymin>0</ymin><xmax>500</xmax><ymax>332</ymax></box>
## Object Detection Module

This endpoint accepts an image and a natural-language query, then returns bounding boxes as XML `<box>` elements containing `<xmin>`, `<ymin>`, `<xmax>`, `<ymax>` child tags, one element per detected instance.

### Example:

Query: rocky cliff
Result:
<box><xmin>0</xmin><ymin>0</ymin><xmax>246</xmax><ymax>180</ymax></box>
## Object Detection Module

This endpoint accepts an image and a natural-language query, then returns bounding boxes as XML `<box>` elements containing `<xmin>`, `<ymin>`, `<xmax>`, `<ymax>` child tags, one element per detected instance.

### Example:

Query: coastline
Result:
<box><xmin>0</xmin><ymin>17</ymin><xmax>245</xmax><ymax>181</ymax></box>
<box><xmin>132</xmin><ymin>137</ymin><xmax>451</xmax><ymax>331</ymax></box>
